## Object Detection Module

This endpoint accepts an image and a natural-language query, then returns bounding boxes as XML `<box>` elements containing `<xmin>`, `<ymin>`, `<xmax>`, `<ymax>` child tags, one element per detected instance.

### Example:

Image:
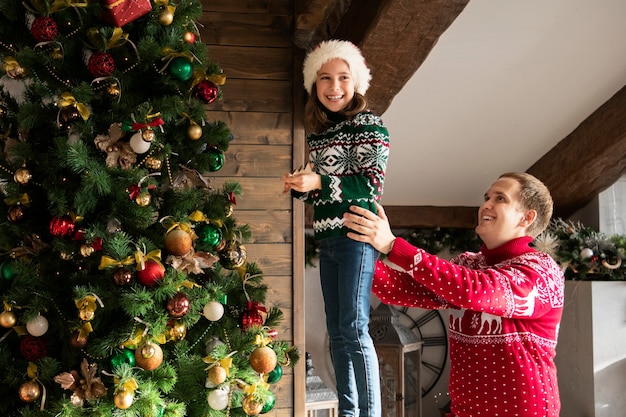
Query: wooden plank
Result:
<box><xmin>206</xmin><ymin>111</ymin><xmax>292</xmax><ymax>145</ymax></box>
<box><xmin>291</xmin><ymin>46</ymin><xmax>308</xmax><ymax>417</ymax></box>
<box><xmin>244</xmin><ymin>243</ymin><xmax>292</xmax><ymax>276</ymax></box>
<box><xmin>305</xmin><ymin>204</ymin><xmax>478</xmax><ymax>229</ymax></box>
<box><xmin>202</xmin><ymin>0</ymin><xmax>291</xmax><ymax>15</ymax></box>
<box><xmin>528</xmin><ymin>85</ymin><xmax>626</xmax><ymax>218</ymax></box>
<box><xmin>210</xmin><ymin>79</ymin><xmax>293</xmax><ymax>112</ymax></box>
<box><xmin>211</xmin><ymin>144</ymin><xmax>291</xmax><ymax>177</ymax></box>
<box><xmin>333</xmin><ymin>0</ymin><xmax>470</xmax><ymax>115</ymax></box>
<box><xmin>198</xmin><ymin>12</ymin><xmax>293</xmax><ymax>47</ymax></box>
<box><xmin>209</xmin><ymin>177</ymin><xmax>292</xmax><ymax>210</ymax></box>
<box><xmin>206</xmin><ymin>45</ymin><xmax>292</xmax><ymax>80</ymax></box>
<box><xmin>233</xmin><ymin>210</ymin><xmax>293</xmax><ymax>244</ymax></box>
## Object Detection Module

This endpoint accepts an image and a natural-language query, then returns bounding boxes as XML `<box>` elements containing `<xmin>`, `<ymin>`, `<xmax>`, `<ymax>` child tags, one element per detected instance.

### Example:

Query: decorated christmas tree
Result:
<box><xmin>0</xmin><ymin>1</ymin><xmax>297</xmax><ymax>416</ymax></box>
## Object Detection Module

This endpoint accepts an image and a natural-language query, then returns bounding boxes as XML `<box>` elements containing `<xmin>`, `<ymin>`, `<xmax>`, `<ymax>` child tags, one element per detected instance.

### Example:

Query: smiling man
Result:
<box><xmin>343</xmin><ymin>172</ymin><xmax>564</xmax><ymax>417</ymax></box>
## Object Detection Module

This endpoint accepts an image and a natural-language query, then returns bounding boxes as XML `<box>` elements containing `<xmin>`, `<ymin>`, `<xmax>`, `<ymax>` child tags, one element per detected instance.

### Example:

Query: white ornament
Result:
<box><xmin>129</xmin><ymin>131</ymin><xmax>151</xmax><ymax>154</ymax></box>
<box><xmin>207</xmin><ymin>388</ymin><xmax>229</xmax><ymax>410</ymax></box>
<box><xmin>203</xmin><ymin>301</ymin><xmax>224</xmax><ymax>321</ymax></box>
<box><xmin>580</xmin><ymin>247</ymin><xmax>594</xmax><ymax>260</ymax></box>
<box><xmin>26</xmin><ymin>315</ymin><xmax>49</xmax><ymax>337</ymax></box>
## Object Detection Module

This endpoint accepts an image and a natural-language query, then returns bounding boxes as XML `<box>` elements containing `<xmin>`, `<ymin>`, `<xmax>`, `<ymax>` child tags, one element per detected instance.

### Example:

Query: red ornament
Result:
<box><xmin>166</xmin><ymin>292</ymin><xmax>190</xmax><ymax>318</ymax></box>
<box><xmin>20</xmin><ymin>335</ymin><xmax>48</xmax><ymax>362</ymax></box>
<box><xmin>87</xmin><ymin>52</ymin><xmax>115</xmax><ymax>78</ymax></box>
<box><xmin>192</xmin><ymin>80</ymin><xmax>219</xmax><ymax>104</ymax></box>
<box><xmin>31</xmin><ymin>16</ymin><xmax>58</xmax><ymax>42</ymax></box>
<box><xmin>135</xmin><ymin>259</ymin><xmax>165</xmax><ymax>287</ymax></box>
<box><xmin>49</xmin><ymin>215</ymin><xmax>75</xmax><ymax>238</ymax></box>
<box><xmin>239</xmin><ymin>301</ymin><xmax>267</xmax><ymax>331</ymax></box>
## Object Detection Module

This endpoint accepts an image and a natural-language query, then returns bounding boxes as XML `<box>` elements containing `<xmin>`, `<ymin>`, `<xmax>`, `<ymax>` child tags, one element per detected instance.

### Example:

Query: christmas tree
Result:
<box><xmin>0</xmin><ymin>1</ymin><xmax>297</xmax><ymax>416</ymax></box>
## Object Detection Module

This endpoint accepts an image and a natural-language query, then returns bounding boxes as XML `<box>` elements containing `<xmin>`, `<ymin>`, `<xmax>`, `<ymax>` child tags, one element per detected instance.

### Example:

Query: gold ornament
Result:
<box><xmin>107</xmin><ymin>83</ymin><xmax>121</xmax><ymax>99</ymax></box>
<box><xmin>19</xmin><ymin>380</ymin><xmax>41</xmax><ymax>403</ymax></box>
<box><xmin>135</xmin><ymin>341</ymin><xmax>163</xmax><ymax>370</ymax></box>
<box><xmin>144</xmin><ymin>156</ymin><xmax>163</xmax><ymax>171</ymax></box>
<box><xmin>0</xmin><ymin>310</ymin><xmax>16</xmax><ymax>328</ymax></box>
<box><xmin>208</xmin><ymin>365</ymin><xmax>227</xmax><ymax>385</ymax></box>
<box><xmin>159</xmin><ymin>9</ymin><xmax>174</xmax><ymax>25</ymax></box>
<box><xmin>80</xmin><ymin>244</ymin><xmax>94</xmax><ymax>257</ymax></box>
<box><xmin>14</xmin><ymin>167</ymin><xmax>32</xmax><ymax>185</ymax></box>
<box><xmin>187</xmin><ymin>123</ymin><xmax>202</xmax><ymax>140</ymax></box>
<box><xmin>164</xmin><ymin>228</ymin><xmax>193</xmax><ymax>256</ymax></box>
<box><xmin>142</xmin><ymin>128</ymin><xmax>155</xmax><ymax>142</ymax></box>
<box><xmin>183</xmin><ymin>31</ymin><xmax>196</xmax><ymax>43</ymax></box>
<box><xmin>79</xmin><ymin>308</ymin><xmax>95</xmax><ymax>321</ymax></box>
<box><xmin>241</xmin><ymin>395</ymin><xmax>263</xmax><ymax>415</ymax></box>
<box><xmin>135</xmin><ymin>192</ymin><xmax>151</xmax><ymax>207</ymax></box>
<box><xmin>167</xmin><ymin>320</ymin><xmax>186</xmax><ymax>341</ymax></box>
<box><xmin>249</xmin><ymin>346</ymin><xmax>277</xmax><ymax>374</ymax></box>
<box><xmin>114</xmin><ymin>390</ymin><xmax>134</xmax><ymax>409</ymax></box>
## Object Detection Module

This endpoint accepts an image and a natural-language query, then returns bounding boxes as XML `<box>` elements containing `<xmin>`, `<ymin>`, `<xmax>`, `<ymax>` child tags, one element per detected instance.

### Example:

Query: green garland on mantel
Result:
<box><xmin>536</xmin><ymin>218</ymin><xmax>626</xmax><ymax>281</ymax></box>
<box><xmin>306</xmin><ymin>218</ymin><xmax>626</xmax><ymax>281</ymax></box>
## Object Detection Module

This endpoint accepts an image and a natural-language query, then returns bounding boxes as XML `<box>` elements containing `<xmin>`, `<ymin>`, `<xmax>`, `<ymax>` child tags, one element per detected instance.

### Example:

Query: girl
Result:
<box><xmin>281</xmin><ymin>40</ymin><xmax>390</xmax><ymax>417</ymax></box>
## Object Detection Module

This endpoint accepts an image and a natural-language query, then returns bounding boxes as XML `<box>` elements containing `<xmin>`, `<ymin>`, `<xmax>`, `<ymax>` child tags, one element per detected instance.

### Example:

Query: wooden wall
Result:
<box><xmin>199</xmin><ymin>1</ymin><xmax>305</xmax><ymax>416</ymax></box>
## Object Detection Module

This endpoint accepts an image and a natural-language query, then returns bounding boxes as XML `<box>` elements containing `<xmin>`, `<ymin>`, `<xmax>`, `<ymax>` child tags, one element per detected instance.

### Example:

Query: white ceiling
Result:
<box><xmin>380</xmin><ymin>0</ymin><xmax>626</xmax><ymax>208</ymax></box>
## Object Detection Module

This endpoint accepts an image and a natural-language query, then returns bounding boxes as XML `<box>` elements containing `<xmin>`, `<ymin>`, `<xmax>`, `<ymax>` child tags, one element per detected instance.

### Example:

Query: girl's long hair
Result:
<box><xmin>304</xmin><ymin>88</ymin><xmax>368</xmax><ymax>133</ymax></box>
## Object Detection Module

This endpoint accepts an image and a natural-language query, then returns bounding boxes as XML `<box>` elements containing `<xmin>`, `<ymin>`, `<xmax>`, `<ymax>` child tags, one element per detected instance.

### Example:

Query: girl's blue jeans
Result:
<box><xmin>319</xmin><ymin>236</ymin><xmax>381</xmax><ymax>417</ymax></box>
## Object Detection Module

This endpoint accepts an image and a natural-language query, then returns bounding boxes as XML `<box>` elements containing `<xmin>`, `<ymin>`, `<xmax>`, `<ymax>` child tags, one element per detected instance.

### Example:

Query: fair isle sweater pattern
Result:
<box><xmin>298</xmin><ymin>111</ymin><xmax>389</xmax><ymax>240</ymax></box>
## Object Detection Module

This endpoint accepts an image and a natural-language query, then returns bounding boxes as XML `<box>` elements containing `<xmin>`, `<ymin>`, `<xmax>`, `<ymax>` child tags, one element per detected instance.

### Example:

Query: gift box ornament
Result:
<box><xmin>102</xmin><ymin>0</ymin><xmax>152</xmax><ymax>27</ymax></box>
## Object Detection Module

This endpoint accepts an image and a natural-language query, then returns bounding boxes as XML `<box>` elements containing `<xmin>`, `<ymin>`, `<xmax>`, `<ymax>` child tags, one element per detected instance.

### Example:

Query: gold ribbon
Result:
<box><xmin>58</xmin><ymin>92</ymin><xmax>90</xmax><ymax>121</ymax></box>
<box><xmin>3</xmin><ymin>57</ymin><xmax>21</xmax><ymax>73</ymax></box>
<box><xmin>120</xmin><ymin>328</ymin><xmax>144</xmax><ymax>349</ymax></box>
<box><xmin>203</xmin><ymin>356</ymin><xmax>233</xmax><ymax>377</ymax></box>
<box><xmin>98</xmin><ymin>255</ymin><xmax>134</xmax><ymax>270</ymax></box>
<box><xmin>134</xmin><ymin>249</ymin><xmax>162</xmax><ymax>271</ymax></box>
<box><xmin>243</xmin><ymin>380</ymin><xmax>269</xmax><ymax>395</ymax></box>
<box><xmin>154</xmin><ymin>0</ymin><xmax>176</xmax><ymax>14</ymax></box>
<box><xmin>191</xmin><ymin>70</ymin><xmax>226</xmax><ymax>87</ymax></box>
<box><xmin>254</xmin><ymin>334</ymin><xmax>272</xmax><ymax>348</ymax></box>
<box><xmin>189</xmin><ymin>211</ymin><xmax>223</xmax><ymax>228</ymax></box>
<box><xmin>86</xmin><ymin>27</ymin><xmax>128</xmax><ymax>51</ymax></box>
<box><xmin>4</xmin><ymin>193</ymin><xmax>31</xmax><ymax>207</ymax></box>
<box><xmin>77</xmin><ymin>321</ymin><xmax>93</xmax><ymax>340</ymax></box>
<box><xmin>114</xmin><ymin>376</ymin><xmax>139</xmax><ymax>393</ymax></box>
<box><xmin>23</xmin><ymin>0</ymin><xmax>88</xmax><ymax>14</ymax></box>
<box><xmin>160</xmin><ymin>216</ymin><xmax>198</xmax><ymax>238</ymax></box>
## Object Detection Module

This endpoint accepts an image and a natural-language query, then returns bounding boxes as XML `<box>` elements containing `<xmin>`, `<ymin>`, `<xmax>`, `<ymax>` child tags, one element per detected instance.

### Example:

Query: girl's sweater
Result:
<box><xmin>297</xmin><ymin>110</ymin><xmax>389</xmax><ymax>240</ymax></box>
<box><xmin>374</xmin><ymin>236</ymin><xmax>564</xmax><ymax>417</ymax></box>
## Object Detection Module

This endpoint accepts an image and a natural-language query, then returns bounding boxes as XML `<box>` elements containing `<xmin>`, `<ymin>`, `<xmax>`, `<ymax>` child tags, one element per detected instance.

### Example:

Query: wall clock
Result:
<box><xmin>395</xmin><ymin>306</ymin><xmax>448</xmax><ymax>399</ymax></box>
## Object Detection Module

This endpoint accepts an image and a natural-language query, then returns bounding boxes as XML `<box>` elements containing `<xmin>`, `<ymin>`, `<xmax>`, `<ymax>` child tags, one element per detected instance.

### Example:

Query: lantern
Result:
<box><xmin>305</xmin><ymin>352</ymin><xmax>338</xmax><ymax>417</ymax></box>
<box><xmin>369</xmin><ymin>303</ymin><xmax>423</xmax><ymax>417</ymax></box>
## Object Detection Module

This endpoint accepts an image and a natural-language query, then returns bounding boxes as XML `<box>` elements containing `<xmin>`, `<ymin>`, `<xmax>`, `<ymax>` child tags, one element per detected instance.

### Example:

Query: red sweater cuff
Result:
<box><xmin>387</xmin><ymin>237</ymin><xmax>424</xmax><ymax>270</ymax></box>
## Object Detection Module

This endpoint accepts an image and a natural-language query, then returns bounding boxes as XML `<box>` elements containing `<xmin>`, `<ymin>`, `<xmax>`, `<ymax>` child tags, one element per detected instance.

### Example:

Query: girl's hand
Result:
<box><xmin>280</xmin><ymin>172</ymin><xmax>322</xmax><ymax>193</ymax></box>
<box><xmin>344</xmin><ymin>202</ymin><xmax>396</xmax><ymax>254</ymax></box>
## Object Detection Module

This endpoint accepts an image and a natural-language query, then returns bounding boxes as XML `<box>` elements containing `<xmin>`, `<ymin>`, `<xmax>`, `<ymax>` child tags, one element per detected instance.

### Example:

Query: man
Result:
<box><xmin>343</xmin><ymin>172</ymin><xmax>564</xmax><ymax>417</ymax></box>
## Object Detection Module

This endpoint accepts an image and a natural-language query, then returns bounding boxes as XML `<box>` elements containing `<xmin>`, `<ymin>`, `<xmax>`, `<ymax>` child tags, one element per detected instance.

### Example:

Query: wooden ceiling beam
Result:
<box><xmin>527</xmin><ymin>85</ymin><xmax>626</xmax><ymax>219</ymax></box>
<box><xmin>333</xmin><ymin>0</ymin><xmax>470</xmax><ymax>115</ymax></box>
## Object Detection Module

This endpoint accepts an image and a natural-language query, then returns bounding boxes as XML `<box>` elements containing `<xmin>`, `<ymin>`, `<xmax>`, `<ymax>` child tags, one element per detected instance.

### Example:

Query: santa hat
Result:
<box><xmin>302</xmin><ymin>40</ymin><xmax>371</xmax><ymax>96</ymax></box>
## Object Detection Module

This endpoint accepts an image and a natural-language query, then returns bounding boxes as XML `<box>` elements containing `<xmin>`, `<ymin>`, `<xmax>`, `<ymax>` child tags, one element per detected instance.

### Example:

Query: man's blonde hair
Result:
<box><xmin>499</xmin><ymin>172</ymin><xmax>553</xmax><ymax>237</ymax></box>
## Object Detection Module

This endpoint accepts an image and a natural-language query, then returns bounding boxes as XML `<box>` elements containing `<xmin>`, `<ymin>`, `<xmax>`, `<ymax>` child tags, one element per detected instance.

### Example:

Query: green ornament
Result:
<box><xmin>0</xmin><ymin>261</ymin><xmax>17</xmax><ymax>280</ymax></box>
<box><xmin>196</xmin><ymin>223</ymin><xmax>223</xmax><ymax>248</ymax></box>
<box><xmin>261</xmin><ymin>391</ymin><xmax>275</xmax><ymax>413</ymax></box>
<box><xmin>206</xmin><ymin>147</ymin><xmax>225</xmax><ymax>172</ymax></box>
<box><xmin>169</xmin><ymin>57</ymin><xmax>193</xmax><ymax>81</ymax></box>
<box><xmin>111</xmin><ymin>349</ymin><xmax>136</xmax><ymax>368</ymax></box>
<box><xmin>266</xmin><ymin>363</ymin><xmax>283</xmax><ymax>384</ymax></box>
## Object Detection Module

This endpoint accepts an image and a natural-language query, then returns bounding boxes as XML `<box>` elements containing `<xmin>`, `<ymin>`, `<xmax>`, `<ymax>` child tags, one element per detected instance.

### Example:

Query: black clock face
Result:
<box><xmin>395</xmin><ymin>307</ymin><xmax>448</xmax><ymax>398</ymax></box>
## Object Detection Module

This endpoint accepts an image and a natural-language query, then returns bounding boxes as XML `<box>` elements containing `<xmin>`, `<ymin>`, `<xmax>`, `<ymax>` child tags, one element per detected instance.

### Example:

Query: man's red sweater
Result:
<box><xmin>373</xmin><ymin>236</ymin><xmax>564</xmax><ymax>417</ymax></box>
